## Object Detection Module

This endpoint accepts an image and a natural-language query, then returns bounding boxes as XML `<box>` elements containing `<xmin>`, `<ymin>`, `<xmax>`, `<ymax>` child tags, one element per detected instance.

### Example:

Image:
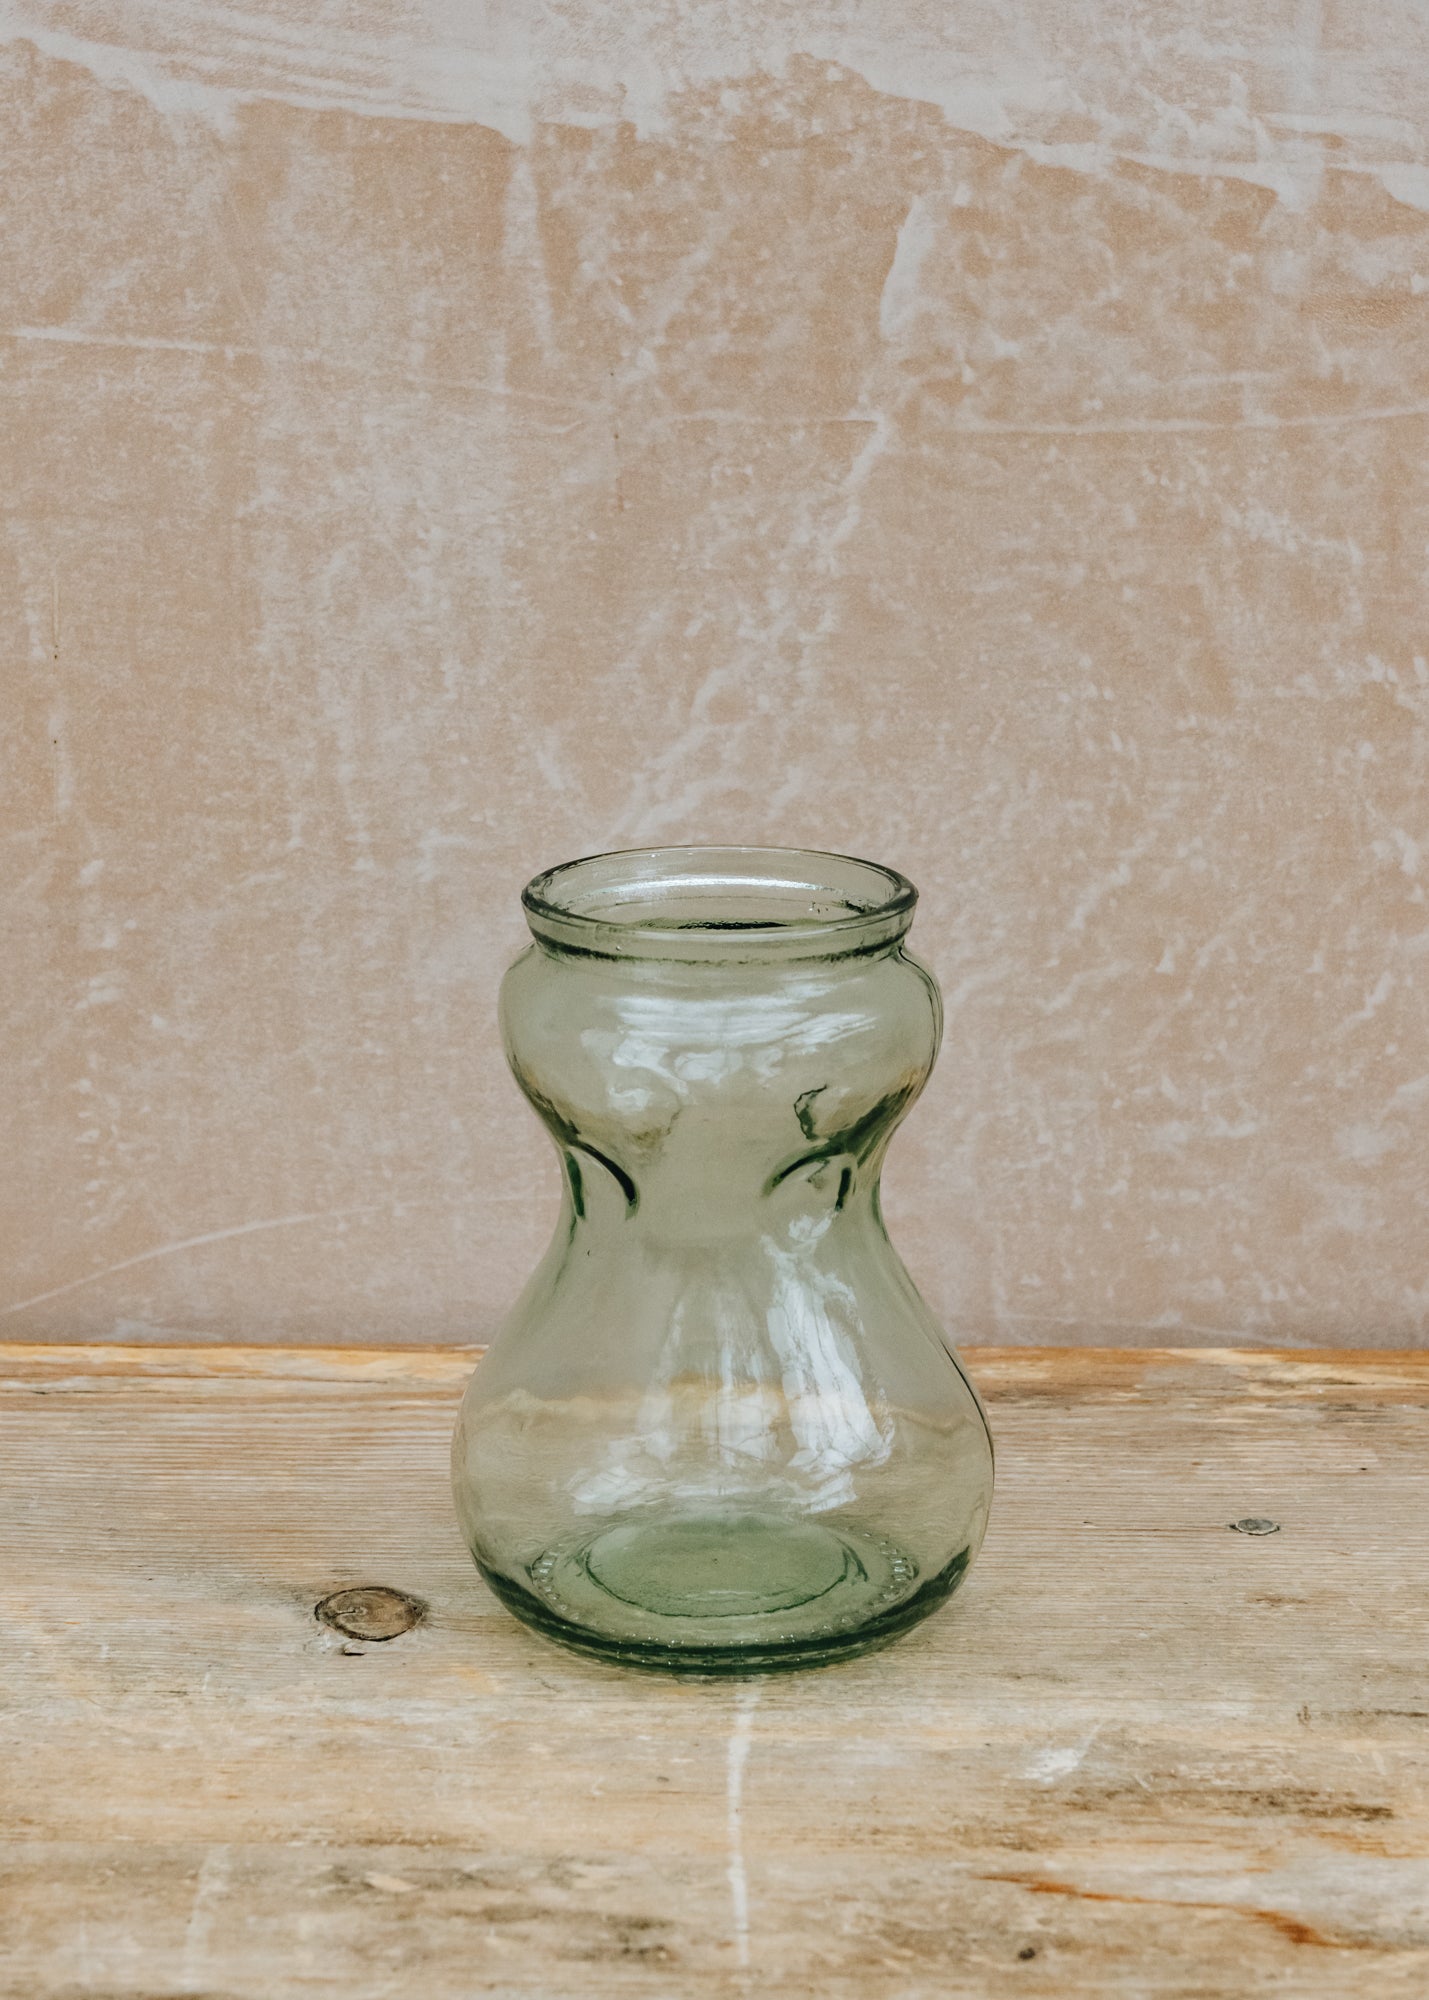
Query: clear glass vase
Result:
<box><xmin>452</xmin><ymin>847</ymin><xmax>993</xmax><ymax>1674</ymax></box>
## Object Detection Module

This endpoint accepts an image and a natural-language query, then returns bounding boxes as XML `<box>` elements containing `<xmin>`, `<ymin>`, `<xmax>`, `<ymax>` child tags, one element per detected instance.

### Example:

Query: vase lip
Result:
<box><xmin>522</xmin><ymin>844</ymin><xmax>919</xmax><ymax>963</ymax></box>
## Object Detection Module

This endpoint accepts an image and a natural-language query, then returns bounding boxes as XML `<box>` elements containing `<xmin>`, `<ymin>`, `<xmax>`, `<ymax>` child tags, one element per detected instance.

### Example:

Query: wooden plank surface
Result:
<box><xmin>2</xmin><ymin>1343</ymin><xmax>1427</xmax><ymax>1998</ymax></box>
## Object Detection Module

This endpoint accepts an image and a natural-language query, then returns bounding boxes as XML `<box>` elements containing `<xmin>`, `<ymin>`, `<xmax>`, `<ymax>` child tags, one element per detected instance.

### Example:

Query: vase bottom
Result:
<box><xmin>474</xmin><ymin>1509</ymin><xmax>972</xmax><ymax>1676</ymax></box>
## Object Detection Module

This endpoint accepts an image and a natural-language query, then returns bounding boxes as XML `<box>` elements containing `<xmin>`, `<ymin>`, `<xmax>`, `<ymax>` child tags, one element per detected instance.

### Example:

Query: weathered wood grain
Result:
<box><xmin>2</xmin><ymin>1345</ymin><xmax>1427</xmax><ymax>1997</ymax></box>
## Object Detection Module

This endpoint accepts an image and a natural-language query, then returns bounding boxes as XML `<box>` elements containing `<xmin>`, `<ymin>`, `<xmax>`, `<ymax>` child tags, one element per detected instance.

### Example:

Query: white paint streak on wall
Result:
<box><xmin>3</xmin><ymin>0</ymin><xmax>1427</xmax><ymax>208</ymax></box>
<box><xmin>0</xmin><ymin>1211</ymin><xmax>391</xmax><ymax>1318</ymax></box>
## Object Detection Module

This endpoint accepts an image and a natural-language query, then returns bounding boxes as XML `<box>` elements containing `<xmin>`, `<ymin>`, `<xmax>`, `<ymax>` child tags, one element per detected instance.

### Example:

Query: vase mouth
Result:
<box><xmin>522</xmin><ymin>845</ymin><xmax>918</xmax><ymax>963</ymax></box>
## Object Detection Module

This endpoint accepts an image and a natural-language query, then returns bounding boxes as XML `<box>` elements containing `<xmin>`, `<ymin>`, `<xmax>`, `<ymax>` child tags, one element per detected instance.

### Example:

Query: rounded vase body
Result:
<box><xmin>452</xmin><ymin>847</ymin><xmax>993</xmax><ymax>1673</ymax></box>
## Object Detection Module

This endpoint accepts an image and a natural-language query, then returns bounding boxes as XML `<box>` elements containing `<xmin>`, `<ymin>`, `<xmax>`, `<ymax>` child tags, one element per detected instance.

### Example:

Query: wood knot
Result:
<box><xmin>315</xmin><ymin>1586</ymin><xmax>427</xmax><ymax>1642</ymax></box>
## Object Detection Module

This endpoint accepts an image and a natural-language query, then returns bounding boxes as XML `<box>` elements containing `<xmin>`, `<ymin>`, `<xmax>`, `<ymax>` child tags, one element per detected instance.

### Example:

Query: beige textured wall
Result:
<box><xmin>5</xmin><ymin>2</ymin><xmax>1429</xmax><ymax>1346</ymax></box>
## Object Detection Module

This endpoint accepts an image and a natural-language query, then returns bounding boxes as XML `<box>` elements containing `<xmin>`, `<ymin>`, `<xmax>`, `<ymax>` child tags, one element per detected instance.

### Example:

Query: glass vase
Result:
<box><xmin>452</xmin><ymin>846</ymin><xmax>993</xmax><ymax>1674</ymax></box>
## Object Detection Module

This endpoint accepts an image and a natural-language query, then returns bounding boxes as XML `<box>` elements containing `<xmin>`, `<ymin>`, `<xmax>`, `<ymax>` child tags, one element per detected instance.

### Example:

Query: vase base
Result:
<box><xmin>474</xmin><ymin>1511</ymin><xmax>972</xmax><ymax>1676</ymax></box>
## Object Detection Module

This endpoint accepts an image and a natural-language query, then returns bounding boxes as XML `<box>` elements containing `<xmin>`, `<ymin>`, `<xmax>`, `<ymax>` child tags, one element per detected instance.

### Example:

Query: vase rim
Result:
<box><xmin>522</xmin><ymin>844</ymin><xmax>918</xmax><ymax>963</ymax></box>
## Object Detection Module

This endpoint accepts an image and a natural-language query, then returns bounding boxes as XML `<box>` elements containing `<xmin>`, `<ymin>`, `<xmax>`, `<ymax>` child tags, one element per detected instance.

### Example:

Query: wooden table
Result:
<box><xmin>3</xmin><ymin>1343</ymin><xmax>1427</xmax><ymax>1997</ymax></box>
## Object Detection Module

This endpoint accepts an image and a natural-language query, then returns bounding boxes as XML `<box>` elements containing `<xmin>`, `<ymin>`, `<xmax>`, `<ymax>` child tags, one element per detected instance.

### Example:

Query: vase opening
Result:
<box><xmin>522</xmin><ymin>844</ymin><xmax>918</xmax><ymax>963</ymax></box>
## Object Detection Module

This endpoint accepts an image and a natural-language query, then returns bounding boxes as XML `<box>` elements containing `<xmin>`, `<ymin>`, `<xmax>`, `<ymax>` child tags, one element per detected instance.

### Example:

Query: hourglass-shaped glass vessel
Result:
<box><xmin>452</xmin><ymin>847</ymin><xmax>993</xmax><ymax>1674</ymax></box>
